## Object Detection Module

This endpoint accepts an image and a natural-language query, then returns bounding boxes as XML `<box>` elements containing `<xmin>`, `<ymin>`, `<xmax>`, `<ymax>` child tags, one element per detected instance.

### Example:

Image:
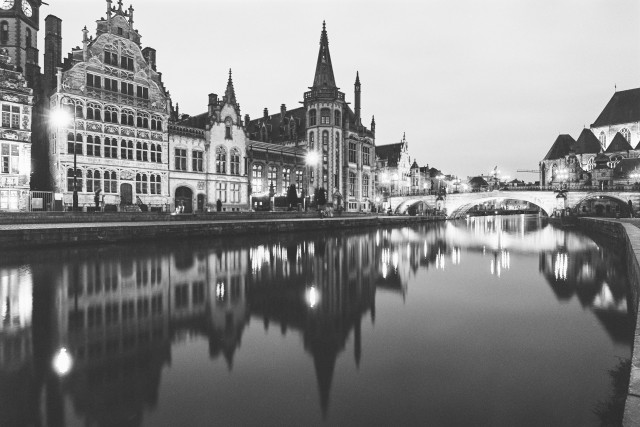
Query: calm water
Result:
<box><xmin>0</xmin><ymin>215</ymin><xmax>634</xmax><ymax>427</ymax></box>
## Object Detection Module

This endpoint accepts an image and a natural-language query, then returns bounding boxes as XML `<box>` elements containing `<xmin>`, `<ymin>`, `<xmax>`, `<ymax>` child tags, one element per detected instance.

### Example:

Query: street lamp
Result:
<box><xmin>52</xmin><ymin>96</ymin><xmax>82</xmax><ymax>212</ymax></box>
<box><xmin>304</xmin><ymin>151</ymin><xmax>320</xmax><ymax>210</ymax></box>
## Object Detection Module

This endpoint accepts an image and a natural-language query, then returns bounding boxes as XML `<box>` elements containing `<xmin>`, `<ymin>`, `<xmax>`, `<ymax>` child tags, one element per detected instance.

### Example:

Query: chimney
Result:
<box><xmin>208</xmin><ymin>93</ymin><xmax>218</xmax><ymax>115</ymax></box>
<box><xmin>44</xmin><ymin>15</ymin><xmax>62</xmax><ymax>93</ymax></box>
<box><xmin>280</xmin><ymin>104</ymin><xmax>286</xmax><ymax>117</ymax></box>
<box><xmin>263</xmin><ymin>108</ymin><xmax>269</xmax><ymax>118</ymax></box>
<box><xmin>142</xmin><ymin>47</ymin><xmax>156</xmax><ymax>71</ymax></box>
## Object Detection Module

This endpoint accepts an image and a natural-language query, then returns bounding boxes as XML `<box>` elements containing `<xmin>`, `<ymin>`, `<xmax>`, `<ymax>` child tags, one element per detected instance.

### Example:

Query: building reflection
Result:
<box><xmin>0</xmin><ymin>215</ymin><xmax>634</xmax><ymax>425</ymax></box>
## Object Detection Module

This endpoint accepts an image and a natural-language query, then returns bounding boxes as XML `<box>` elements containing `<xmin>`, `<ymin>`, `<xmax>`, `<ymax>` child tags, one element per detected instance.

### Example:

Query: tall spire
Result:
<box><xmin>312</xmin><ymin>21</ymin><xmax>337</xmax><ymax>89</ymax></box>
<box><xmin>225</xmin><ymin>68</ymin><xmax>237</xmax><ymax>105</ymax></box>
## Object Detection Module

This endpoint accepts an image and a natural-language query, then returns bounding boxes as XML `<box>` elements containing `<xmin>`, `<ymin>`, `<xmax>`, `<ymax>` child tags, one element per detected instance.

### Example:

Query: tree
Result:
<box><xmin>286</xmin><ymin>184</ymin><xmax>298</xmax><ymax>209</ymax></box>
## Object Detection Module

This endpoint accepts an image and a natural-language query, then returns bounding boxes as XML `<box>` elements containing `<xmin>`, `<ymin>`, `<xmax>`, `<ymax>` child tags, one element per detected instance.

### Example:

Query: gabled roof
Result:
<box><xmin>591</xmin><ymin>88</ymin><xmax>640</xmax><ymax>128</ymax></box>
<box><xmin>573</xmin><ymin>128</ymin><xmax>602</xmax><ymax>154</ymax></box>
<box><xmin>375</xmin><ymin>143</ymin><xmax>403</xmax><ymax>167</ymax></box>
<box><xmin>605</xmin><ymin>132</ymin><xmax>632</xmax><ymax>153</ymax></box>
<box><xmin>543</xmin><ymin>134</ymin><xmax>575</xmax><ymax>160</ymax></box>
<box><xmin>246</xmin><ymin>106</ymin><xmax>307</xmax><ymax>145</ymax></box>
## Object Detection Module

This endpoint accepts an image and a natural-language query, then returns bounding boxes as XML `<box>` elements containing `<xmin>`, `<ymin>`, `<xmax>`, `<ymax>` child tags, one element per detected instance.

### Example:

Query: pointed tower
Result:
<box><xmin>303</xmin><ymin>22</ymin><xmax>345</xmax><ymax>205</ymax></box>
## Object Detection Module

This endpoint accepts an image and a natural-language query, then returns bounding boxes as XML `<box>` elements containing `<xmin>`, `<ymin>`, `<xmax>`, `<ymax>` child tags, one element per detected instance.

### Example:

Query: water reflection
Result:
<box><xmin>0</xmin><ymin>215</ymin><xmax>633</xmax><ymax>426</ymax></box>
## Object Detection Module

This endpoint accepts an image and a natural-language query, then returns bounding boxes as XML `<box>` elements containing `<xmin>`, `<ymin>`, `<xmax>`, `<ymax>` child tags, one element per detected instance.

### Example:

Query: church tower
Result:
<box><xmin>0</xmin><ymin>0</ymin><xmax>42</xmax><ymax>87</ymax></box>
<box><xmin>303</xmin><ymin>21</ymin><xmax>345</xmax><ymax>205</ymax></box>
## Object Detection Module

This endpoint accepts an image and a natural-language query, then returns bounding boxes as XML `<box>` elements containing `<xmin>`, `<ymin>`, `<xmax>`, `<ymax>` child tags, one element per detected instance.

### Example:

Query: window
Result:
<box><xmin>335</xmin><ymin>110</ymin><xmax>341</xmax><ymax>126</ymax></box>
<box><xmin>193</xmin><ymin>150</ymin><xmax>203</xmax><ymax>172</ymax></box>
<box><xmin>67</xmin><ymin>168</ymin><xmax>83</xmax><ymax>192</ymax></box>
<box><xmin>87</xmin><ymin>103</ymin><xmax>102</xmax><ymax>121</ymax></box>
<box><xmin>175</xmin><ymin>148</ymin><xmax>187</xmax><ymax>170</ymax></box>
<box><xmin>282</xmin><ymin>168</ymin><xmax>291</xmax><ymax>190</ymax></box>
<box><xmin>268</xmin><ymin>166</ymin><xmax>277</xmax><ymax>192</ymax></box>
<box><xmin>104</xmin><ymin>106</ymin><xmax>118</xmax><ymax>123</ymax></box>
<box><xmin>86</xmin><ymin>74</ymin><xmax>101</xmax><ymax>89</ymax></box>
<box><xmin>104</xmin><ymin>171</ymin><xmax>117</xmax><ymax>193</ymax></box>
<box><xmin>216</xmin><ymin>182</ymin><xmax>227</xmax><ymax>202</ymax></box>
<box><xmin>251</xmin><ymin>164</ymin><xmax>264</xmax><ymax>193</ymax></box>
<box><xmin>2</xmin><ymin>105</ymin><xmax>20</xmax><ymax>129</ymax></box>
<box><xmin>151</xmin><ymin>116</ymin><xmax>162</xmax><ymax>131</ymax></box>
<box><xmin>136</xmin><ymin>86</ymin><xmax>149</xmax><ymax>99</ymax></box>
<box><xmin>120</xmin><ymin>81</ymin><xmax>134</xmax><ymax>96</ymax></box>
<box><xmin>216</xmin><ymin>146</ymin><xmax>226</xmax><ymax>174</ymax></box>
<box><xmin>230</xmin><ymin>149</ymin><xmax>240</xmax><ymax>175</ymax></box>
<box><xmin>87</xmin><ymin>170</ymin><xmax>101</xmax><ymax>193</ymax></box>
<box><xmin>349</xmin><ymin>172</ymin><xmax>356</xmax><ymax>197</ymax></box>
<box><xmin>295</xmin><ymin>169</ymin><xmax>303</xmax><ymax>194</ymax></box>
<box><xmin>87</xmin><ymin>135</ymin><xmax>101</xmax><ymax>157</ymax></box>
<box><xmin>136</xmin><ymin>173</ymin><xmax>148</xmax><ymax>194</ymax></box>
<box><xmin>348</xmin><ymin>142</ymin><xmax>356</xmax><ymax>163</ymax></box>
<box><xmin>322</xmin><ymin>131</ymin><xmax>329</xmax><ymax>152</ymax></box>
<box><xmin>363</xmin><ymin>174</ymin><xmax>369</xmax><ymax>198</ymax></box>
<box><xmin>67</xmin><ymin>133</ymin><xmax>83</xmax><ymax>155</ymax></box>
<box><xmin>309</xmin><ymin>131</ymin><xmax>315</xmax><ymax>149</ymax></box>
<box><xmin>150</xmin><ymin>174</ymin><xmax>161</xmax><ymax>195</ymax></box>
<box><xmin>121</xmin><ymin>109</ymin><xmax>134</xmax><ymax>126</ymax></box>
<box><xmin>320</xmin><ymin>108</ymin><xmax>330</xmax><ymax>125</ymax></box>
<box><xmin>0</xmin><ymin>143</ymin><xmax>18</xmax><ymax>174</ymax></box>
<box><xmin>120</xmin><ymin>55</ymin><xmax>134</xmax><ymax>71</ymax></box>
<box><xmin>104</xmin><ymin>138</ymin><xmax>118</xmax><ymax>158</ymax></box>
<box><xmin>621</xmin><ymin>128</ymin><xmax>631</xmax><ymax>143</ymax></box>
<box><xmin>362</xmin><ymin>146</ymin><xmax>370</xmax><ymax>166</ymax></box>
<box><xmin>599</xmin><ymin>131</ymin><xmax>606</xmax><ymax>147</ymax></box>
<box><xmin>0</xmin><ymin>21</ymin><xmax>8</xmax><ymax>45</ymax></box>
<box><xmin>231</xmin><ymin>183</ymin><xmax>240</xmax><ymax>203</ymax></box>
<box><xmin>309</xmin><ymin>109</ymin><xmax>316</xmax><ymax>126</ymax></box>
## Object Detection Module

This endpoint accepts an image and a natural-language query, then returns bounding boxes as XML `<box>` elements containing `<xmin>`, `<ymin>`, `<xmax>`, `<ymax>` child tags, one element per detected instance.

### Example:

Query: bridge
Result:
<box><xmin>389</xmin><ymin>190</ymin><xmax>640</xmax><ymax>218</ymax></box>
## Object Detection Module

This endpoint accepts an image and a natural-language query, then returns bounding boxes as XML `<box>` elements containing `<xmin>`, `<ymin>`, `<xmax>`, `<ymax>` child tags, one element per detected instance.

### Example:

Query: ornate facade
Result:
<box><xmin>47</xmin><ymin>1</ymin><xmax>170</xmax><ymax>211</ymax></box>
<box><xmin>168</xmin><ymin>72</ymin><xmax>249</xmax><ymax>212</ymax></box>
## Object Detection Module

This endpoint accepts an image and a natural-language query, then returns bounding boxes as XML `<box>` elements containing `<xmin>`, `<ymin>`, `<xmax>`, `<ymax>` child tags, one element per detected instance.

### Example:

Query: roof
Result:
<box><xmin>591</xmin><ymin>88</ymin><xmax>640</xmax><ymax>128</ymax></box>
<box><xmin>605</xmin><ymin>132</ymin><xmax>632</xmax><ymax>153</ymax></box>
<box><xmin>246</xmin><ymin>106</ymin><xmax>307</xmax><ymax>145</ymax></box>
<box><xmin>573</xmin><ymin>128</ymin><xmax>602</xmax><ymax>154</ymax></box>
<box><xmin>375</xmin><ymin>142</ymin><xmax>403</xmax><ymax>167</ymax></box>
<box><xmin>543</xmin><ymin>134</ymin><xmax>575</xmax><ymax>160</ymax></box>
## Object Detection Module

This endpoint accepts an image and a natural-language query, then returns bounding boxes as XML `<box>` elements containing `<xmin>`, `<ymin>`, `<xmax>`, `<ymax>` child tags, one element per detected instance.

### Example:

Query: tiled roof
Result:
<box><xmin>605</xmin><ymin>132</ymin><xmax>632</xmax><ymax>153</ymax></box>
<box><xmin>375</xmin><ymin>142</ymin><xmax>403</xmax><ymax>167</ymax></box>
<box><xmin>246</xmin><ymin>107</ymin><xmax>307</xmax><ymax>145</ymax></box>
<box><xmin>591</xmin><ymin>88</ymin><xmax>640</xmax><ymax>128</ymax></box>
<box><xmin>543</xmin><ymin>134</ymin><xmax>575</xmax><ymax>160</ymax></box>
<box><xmin>573</xmin><ymin>128</ymin><xmax>602</xmax><ymax>154</ymax></box>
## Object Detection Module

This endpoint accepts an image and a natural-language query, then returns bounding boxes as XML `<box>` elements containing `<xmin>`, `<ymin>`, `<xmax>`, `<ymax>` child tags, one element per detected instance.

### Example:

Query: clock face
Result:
<box><xmin>21</xmin><ymin>0</ymin><xmax>31</xmax><ymax>17</ymax></box>
<box><xmin>0</xmin><ymin>0</ymin><xmax>14</xmax><ymax>10</ymax></box>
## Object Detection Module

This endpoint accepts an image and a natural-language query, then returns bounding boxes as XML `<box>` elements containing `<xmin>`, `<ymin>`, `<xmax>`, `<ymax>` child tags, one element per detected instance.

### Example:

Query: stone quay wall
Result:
<box><xmin>577</xmin><ymin>218</ymin><xmax>640</xmax><ymax>426</ymax></box>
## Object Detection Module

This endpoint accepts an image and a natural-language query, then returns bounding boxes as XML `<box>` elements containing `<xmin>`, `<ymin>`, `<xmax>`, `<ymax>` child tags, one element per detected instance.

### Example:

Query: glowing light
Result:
<box><xmin>306</xmin><ymin>286</ymin><xmax>320</xmax><ymax>308</ymax></box>
<box><xmin>52</xmin><ymin>348</ymin><xmax>73</xmax><ymax>377</ymax></box>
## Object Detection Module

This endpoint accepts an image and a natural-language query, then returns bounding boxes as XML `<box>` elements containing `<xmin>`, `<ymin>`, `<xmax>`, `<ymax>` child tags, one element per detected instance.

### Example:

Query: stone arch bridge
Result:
<box><xmin>389</xmin><ymin>191</ymin><xmax>640</xmax><ymax>218</ymax></box>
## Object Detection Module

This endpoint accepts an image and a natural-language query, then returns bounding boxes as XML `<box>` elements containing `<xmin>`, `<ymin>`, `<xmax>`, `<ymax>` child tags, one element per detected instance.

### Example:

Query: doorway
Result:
<box><xmin>175</xmin><ymin>186</ymin><xmax>193</xmax><ymax>213</ymax></box>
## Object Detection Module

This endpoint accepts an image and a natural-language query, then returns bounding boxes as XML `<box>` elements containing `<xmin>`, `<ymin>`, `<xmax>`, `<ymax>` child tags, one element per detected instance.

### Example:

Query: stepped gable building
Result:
<box><xmin>47</xmin><ymin>0</ymin><xmax>171</xmax><ymax>211</ymax></box>
<box><xmin>168</xmin><ymin>70</ymin><xmax>249</xmax><ymax>213</ymax></box>
<box><xmin>0</xmin><ymin>47</ymin><xmax>32</xmax><ymax>211</ymax></box>
<box><xmin>246</xmin><ymin>22</ymin><xmax>375</xmax><ymax>212</ymax></box>
<box><xmin>540</xmin><ymin>88</ymin><xmax>640</xmax><ymax>190</ymax></box>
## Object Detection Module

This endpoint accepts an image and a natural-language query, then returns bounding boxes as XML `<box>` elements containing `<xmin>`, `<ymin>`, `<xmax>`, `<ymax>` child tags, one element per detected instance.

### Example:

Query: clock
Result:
<box><xmin>21</xmin><ymin>0</ymin><xmax>31</xmax><ymax>17</ymax></box>
<box><xmin>0</xmin><ymin>0</ymin><xmax>14</xmax><ymax>10</ymax></box>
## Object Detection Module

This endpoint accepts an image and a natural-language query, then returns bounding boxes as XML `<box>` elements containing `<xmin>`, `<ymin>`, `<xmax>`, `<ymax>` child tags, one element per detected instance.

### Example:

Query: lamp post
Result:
<box><xmin>305</xmin><ymin>151</ymin><xmax>319</xmax><ymax>210</ymax></box>
<box><xmin>52</xmin><ymin>96</ymin><xmax>82</xmax><ymax>212</ymax></box>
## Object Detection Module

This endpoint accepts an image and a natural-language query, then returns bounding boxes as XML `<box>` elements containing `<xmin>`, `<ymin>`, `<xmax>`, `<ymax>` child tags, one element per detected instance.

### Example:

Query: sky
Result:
<box><xmin>39</xmin><ymin>0</ymin><xmax>640</xmax><ymax>181</ymax></box>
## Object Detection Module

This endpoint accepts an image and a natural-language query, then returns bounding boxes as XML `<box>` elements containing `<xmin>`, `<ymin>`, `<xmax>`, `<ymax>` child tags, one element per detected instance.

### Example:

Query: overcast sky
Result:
<box><xmin>41</xmin><ymin>0</ymin><xmax>640</xmax><ymax>181</ymax></box>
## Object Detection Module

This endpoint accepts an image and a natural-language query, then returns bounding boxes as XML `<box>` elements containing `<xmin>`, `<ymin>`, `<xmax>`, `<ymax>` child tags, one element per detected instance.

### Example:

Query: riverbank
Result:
<box><xmin>578</xmin><ymin>217</ymin><xmax>640</xmax><ymax>426</ymax></box>
<box><xmin>0</xmin><ymin>213</ymin><xmax>445</xmax><ymax>249</ymax></box>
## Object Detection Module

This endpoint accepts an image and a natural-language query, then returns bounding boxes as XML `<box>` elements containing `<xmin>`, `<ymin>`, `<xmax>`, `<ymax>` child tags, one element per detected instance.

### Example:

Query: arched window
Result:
<box><xmin>216</xmin><ymin>146</ymin><xmax>226</xmax><ymax>174</ymax></box>
<box><xmin>334</xmin><ymin>110</ymin><xmax>341</xmax><ymax>126</ymax></box>
<box><xmin>621</xmin><ymin>128</ymin><xmax>631</xmax><ymax>143</ymax></box>
<box><xmin>309</xmin><ymin>109</ymin><xmax>316</xmax><ymax>126</ymax></box>
<box><xmin>320</xmin><ymin>108</ymin><xmax>330</xmax><ymax>125</ymax></box>
<box><xmin>136</xmin><ymin>173</ymin><xmax>148</xmax><ymax>194</ymax></box>
<box><xmin>362</xmin><ymin>174</ymin><xmax>369</xmax><ymax>198</ymax></box>
<box><xmin>268</xmin><ymin>166</ymin><xmax>278</xmax><ymax>193</ymax></box>
<box><xmin>309</xmin><ymin>131</ymin><xmax>315</xmax><ymax>149</ymax></box>
<box><xmin>599</xmin><ymin>131</ymin><xmax>606</xmax><ymax>147</ymax></box>
<box><xmin>282</xmin><ymin>167</ymin><xmax>291</xmax><ymax>190</ymax></box>
<box><xmin>252</xmin><ymin>164</ymin><xmax>264</xmax><ymax>193</ymax></box>
<box><xmin>230</xmin><ymin>148</ymin><xmax>240</xmax><ymax>175</ymax></box>
<box><xmin>349</xmin><ymin>172</ymin><xmax>356</xmax><ymax>197</ymax></box>
<box><xmin>1</xmin><ymin>22</ymin><xmax>8</xmax><ymax>45</ymax></box>
<box><xmin>322</xmin><ymin>131</ymin><xmax>329</xmax><ymax>151</ymax></box>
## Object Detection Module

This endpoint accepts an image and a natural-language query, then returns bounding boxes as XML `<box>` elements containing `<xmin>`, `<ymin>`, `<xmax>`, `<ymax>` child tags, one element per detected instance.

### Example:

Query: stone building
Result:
<box><xmin>47</xmin><ymin>1</ymin><xmax>171</xmax><ymax>211</ymax></box>
<box><xmin>168</xmin><ymin>71</ymin><xmax>249</xmax><ymax>213</ymax></box>
<box><xmin>246</xmin><ymin>22</ymin><xmax>375</xmax><ymax>212</ymax></box>
<box><xmin>0</xmin><ymin>48</ymin><xmax>32</xmax><ymax>211</ymax></box>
